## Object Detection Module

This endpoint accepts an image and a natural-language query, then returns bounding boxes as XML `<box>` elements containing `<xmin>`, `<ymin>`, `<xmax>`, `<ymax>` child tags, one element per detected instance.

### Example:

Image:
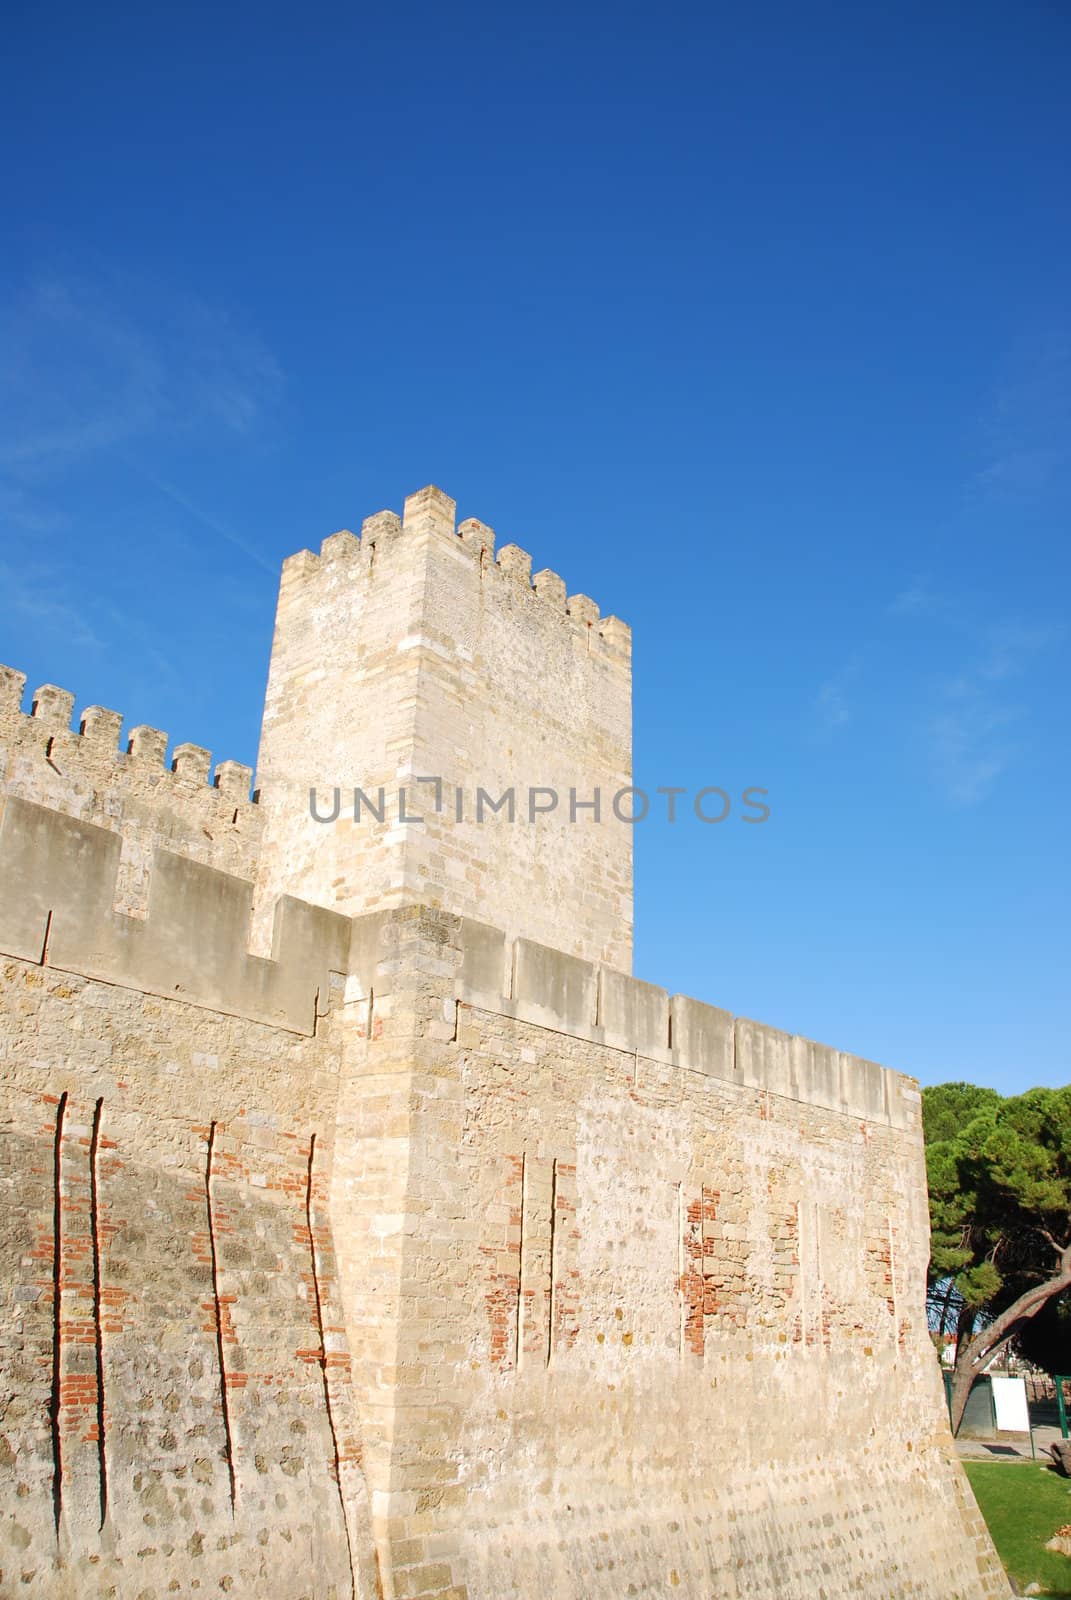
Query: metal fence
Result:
<box><xmin>1021</xmin><ymin>1373</ymin><xmax>1071</xmax><ymax>1436</ymax></box>
<box><xmin>945</xmin><ymin>1371</ymin><xmax>1071</xmax><ymax>1439</ymax></box>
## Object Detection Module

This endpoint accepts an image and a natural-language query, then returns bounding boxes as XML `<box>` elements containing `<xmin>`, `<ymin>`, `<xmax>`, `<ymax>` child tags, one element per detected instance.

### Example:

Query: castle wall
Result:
<box><xmin>253</xmin><ymin>487</ymin><xmax>633</xmax><ymax>970</ymax></box>
<box><xmin>327</xmin><ymin>909</ymin><xmax>1007</xmax><ymax>1600</ymax></box>
<box><xmin>0</xmin><ymin>803</ymin><xmax>1005</xmax><ymax>1596</ymax></box>
<box><xmin>0</xmin><ymin>478</ymin><xmax>1007</xmax><ymax>1599</ymax></box>
<box><xmin>0</xmin><ymin>952</ymin><xmax>379</xmax><ymax>1600</ymax></box>
<box><xmin>0</xmin><ymin>795</ymin><xmax>349</xmax><ymax>1035</ymax></box>
<box><xmin>0</xmin><ymin>663</ymin><xmax>262</xmax><ymax>918</ymax></box>
<box><xmin>438</xmin><ymin>1006</ymin><xmax>996</xmax><ymax>1598</ymax></box>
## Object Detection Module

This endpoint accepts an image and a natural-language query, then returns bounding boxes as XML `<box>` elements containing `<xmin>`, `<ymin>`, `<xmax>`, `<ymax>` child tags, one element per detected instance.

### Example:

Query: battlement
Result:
<box><xmin>446</xmin><ymin>916</ymin><xmax>917</xmax><ymax>1131</ymax></box>
<box><xmin>0</xmin><ymin>794</ymin><xmax>343</xmax><ymax>1033</ymax></box>
<box><xmin>0</xmin><ymin>662</ymin><xmax>263</xmax><ymax>912</ymax></box>
<box><xmin>278</xmin><ymin>484</ymin><xmax>631</xmax><ymax>659</ymax></box>
<box><xmin>0</xmin><ymin>663</ymin><xmax>256</xmax><ymax>799</ymax></box>
<box><xmin>0</xmin><ymin>784</ymin><xmax>915</xmax><ymax>1129</ymax></box>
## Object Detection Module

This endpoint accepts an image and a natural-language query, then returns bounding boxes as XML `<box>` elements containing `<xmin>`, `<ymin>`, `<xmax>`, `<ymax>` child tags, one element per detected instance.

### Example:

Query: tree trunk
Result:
<box><xmin>948</xmin><ymin>1245</ymin><xmax>1071</xmax><ymax>1436</ymax></box>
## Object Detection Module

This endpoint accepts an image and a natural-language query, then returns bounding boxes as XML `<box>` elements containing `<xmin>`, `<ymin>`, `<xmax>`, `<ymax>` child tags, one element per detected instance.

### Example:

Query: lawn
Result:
<box><xmin>965</xmin><ymin>1461</ymin><xmax>1071</xmax><ymax>1597</ymax></box>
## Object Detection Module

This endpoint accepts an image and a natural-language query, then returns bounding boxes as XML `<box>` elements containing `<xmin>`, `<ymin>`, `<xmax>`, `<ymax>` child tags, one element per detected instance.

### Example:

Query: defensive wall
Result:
<box><xmin>0</xmin><ymin>485</ymin><xmax>1008</xmax><ymax>1599</ymax></box>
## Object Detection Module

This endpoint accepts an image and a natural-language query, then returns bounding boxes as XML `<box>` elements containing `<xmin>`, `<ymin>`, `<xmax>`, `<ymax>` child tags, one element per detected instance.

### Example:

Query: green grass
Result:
<box><xmin>965</xmin><ymin>1461</ymin><xmax>1071</xmax><ymax>1597</ymax></box>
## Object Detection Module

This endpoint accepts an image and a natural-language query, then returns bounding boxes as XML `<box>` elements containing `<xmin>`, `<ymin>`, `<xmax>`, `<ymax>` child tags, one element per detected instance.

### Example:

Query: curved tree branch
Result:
<box><xmin>950</xmin><ymin>1243</ymin><xmax>1071</xmax><ymax>1435</ymax></box>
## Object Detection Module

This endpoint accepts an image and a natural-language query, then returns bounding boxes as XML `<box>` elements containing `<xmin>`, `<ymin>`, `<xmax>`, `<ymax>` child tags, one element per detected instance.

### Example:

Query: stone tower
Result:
<box><xmin>254</xmin><ymin>485</ymin><xmax>634</xmax><ymax>970</ymax></box>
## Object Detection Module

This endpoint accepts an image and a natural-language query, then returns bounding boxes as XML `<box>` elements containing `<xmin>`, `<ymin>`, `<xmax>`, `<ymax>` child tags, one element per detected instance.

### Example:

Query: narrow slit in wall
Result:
<box><xmin>89</xmin><ymin>1098</ymin><xmax>108</xmax><ymax>1529</ymax></box>
<box><xmin>515</xmin><ymin>1153</ymin><xmax>527</xmax><ymax>1370</ymax></box>
<box><xmin>547</xmin><ymin>1159</ymin><xmax>559</xmax><ymax>1367</ymax></box>
<box><xmin>49</xmin><ymin>1090</ymin><xmax>68</xmax><ymax>1537</ymax></box>
<box><xmin>205</xmin><ymin>1123</ymin><xmax>236</xmax><ymax>1510</ymax></box>
<box><xmin>305</xmin><ymin>1134</ymin><xmax>356</xmax><ymax>1600</ymax></box>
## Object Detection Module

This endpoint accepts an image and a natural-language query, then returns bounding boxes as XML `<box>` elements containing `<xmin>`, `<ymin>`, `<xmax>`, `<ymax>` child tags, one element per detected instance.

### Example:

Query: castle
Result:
<box><xmin>0</xmin><ymin>485</ymin><xmax>1006</xmax><ymax>1598</ymax></box>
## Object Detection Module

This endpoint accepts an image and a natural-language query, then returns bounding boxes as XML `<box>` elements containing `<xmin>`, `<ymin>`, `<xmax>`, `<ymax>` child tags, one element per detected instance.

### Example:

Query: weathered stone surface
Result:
<box><xmin>252</xmin><ymin>485</ymin><xmax>633</xmax><ymax>970</ymax></box>
<box><xmin>0</xmin><ymin>484</ymin><xmax>1007</xmax><ymax>1600</ymax></box>
<box><xmin>671</xmin><ymin>993</ymin><xmax>735</xmax><ymax>1079</ymax></box>
<box><xmin>513</xmin><ymin>937</ymin><xmax>597</xmax><ymax>1032</ymax></box>
<box><xmin>598</xmin><ymin>964</ymin><xmax>670</xmax><ymax>1054</ymax></box>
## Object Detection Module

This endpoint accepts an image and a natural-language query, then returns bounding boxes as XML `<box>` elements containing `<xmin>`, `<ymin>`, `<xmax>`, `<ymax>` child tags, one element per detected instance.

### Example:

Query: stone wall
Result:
<box><xmin>0</xmin><ymin>952</ymin><xmax>379</xmax><ymax>1600</ymax></box>
<box><xmin>253</xmin><ymin>487</ymin><xmax>633</xmax><ymax>971</ymax></box>
<box><xmin>0</xmin><ymin>785</ymin><xmax>1007</xmax><ymax>1596</ymax></box>
<box><xmin>330</xmin><ymin>909</ymin><xmax>1008</xmax><ymax>1600</ymax></box>
<box><xmin>0</xmin><ymin>664</ymin><xmax>262</xmax><ymax>918</ymax></box>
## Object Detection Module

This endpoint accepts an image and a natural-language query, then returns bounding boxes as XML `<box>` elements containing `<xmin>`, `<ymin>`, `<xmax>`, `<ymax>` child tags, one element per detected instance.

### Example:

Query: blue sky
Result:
<box><xmin>2</xmin><ymin>1</ymin><xmax>1068</xmax><ymax>1093</ymax></box>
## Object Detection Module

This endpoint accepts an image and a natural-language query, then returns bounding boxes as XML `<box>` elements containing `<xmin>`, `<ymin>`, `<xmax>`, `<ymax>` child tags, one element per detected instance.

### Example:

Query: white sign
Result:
<box><xmin>991</xmin><ymin>1375</ymin><xmax>1031</xmax><ymax>1433</ymax></box>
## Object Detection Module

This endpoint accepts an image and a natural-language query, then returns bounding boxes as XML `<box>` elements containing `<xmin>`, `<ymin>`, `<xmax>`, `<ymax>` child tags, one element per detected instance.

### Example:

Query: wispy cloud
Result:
<box><xmin>810</xmin><ymin>660</ymin><xmax>859</xmax><ymax>739</ymax></box>
<box><xmin>928</xmin><ymin>695</ymin><xmax>1022</xmax><ymax>806</ymax></box>
<box><xmin>0</xmin><ymin>279</ymin><xmax>164</xmax><ymax>472</ymax></box>
<box><xmin>915</xmin><ymin>603</ymin><xmax>1062</xmax><ymax>805</ymax></box>
<box><xmin>969</xmin><ymin>330</ymin><xmax>1071</xmax><ymax>503</ymax></box>
<box><xmin>977</xmin><ymin>619</ymin><xmax>1063</xmax><ymax>682</ymax></box>
<box><xmin>0</xmin><ymin>270</ymin><xmax>284</xmax><ymax>573</ymax></box>
<box><xmin>1</xmin><ymin>270</ymin><xmax>282</xmax><ymax>466</ymax></box>
<box><xmin>0</xmin><ymin>548</ymin><xmax>195</xmax><ymax>691</ymax></box>
<box><xmin>0</xmin><ymin>483</ymin><xmax>71</xmax><ymax>537</ymax></box>
<box><xmin>126</xmin><ymin>464</ymin><xmax>277</xmax><ymax>575</ymax></box>
<box><xmin>0</xmin><ymin>559</ymin><xmax>103</xmax><ymax>651</ymax></box>
<box><xmin>888</xmin><ymin>576</ymin><xmax>953</xmax><ymax>620</ymax></box>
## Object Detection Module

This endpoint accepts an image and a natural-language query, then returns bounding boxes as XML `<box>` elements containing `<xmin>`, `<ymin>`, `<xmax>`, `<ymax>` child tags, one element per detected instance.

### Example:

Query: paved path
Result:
<box><xmin>957</xmin><ymin>1424</ymin><xmax>1065</xmax><ymax>1463</ymax></box>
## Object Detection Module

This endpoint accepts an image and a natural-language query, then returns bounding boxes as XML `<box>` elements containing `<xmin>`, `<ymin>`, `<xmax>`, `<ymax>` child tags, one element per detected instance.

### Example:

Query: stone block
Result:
<box><xmin>671</xmin><ymin>993</ymin><xmax>734</xmax><ymax>1079</ymax></box>
<box><xmin>496</xmin><ymin>544</ymin><xmax>532</xmax><ymax>583</ymax></box>
<box><xmin>0</xmin><ymin>664</ymin><xmax>26</xmax><ymax>715</ymax></box>
<box><xmin>599</xmin><ymin>967</ymin><xmax>669</xmax><ymax>1054</ymax></box>
<box><xmin>457</xmin><ymin>918</ymin><xmax>507</xmax><ymax>998</ymax></box>
<box><xmin>513</xmin><ymin>938</ymin><xmax>596</xmax><ymax>1032</ymax></box>
<box><xmin>214</xmin><ymin>760</ymin><xmax>253</xmax><ymax>801</ymax></box>
<box><xmin>31</xmin><ymin>683</ymin><xmax>74</xmax><ymax>729</ymax></box>
<box><xmin>403</xmin><ymin>485</ymin><xmax>456</xmax><ymax>539</ymax></box>
<box><xmin>79</xmin><ymin>705</ymin><xmax>123</xmax><ymax>752</ymax></box>
<box><xmin>735</xmin><ymin>1017</ymin><xmax>794</xmax><ymax>1097</ymax></box>
<box><xmin>172</xmin><ymin>743</ymin><xmax>212</xmax><ymax>785</ymax></box>
<box><xmin>458</xmin><ymin>518</ymin><xmax>495</xmax><ymax>557</ymax></box>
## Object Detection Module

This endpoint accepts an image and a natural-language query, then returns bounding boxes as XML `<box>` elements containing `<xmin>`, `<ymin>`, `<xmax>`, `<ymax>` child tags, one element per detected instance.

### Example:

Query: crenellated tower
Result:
<box><xmin>253</xmin><ymin>485</ymin><xmax>634</xmax><ymax>970</ymax></box>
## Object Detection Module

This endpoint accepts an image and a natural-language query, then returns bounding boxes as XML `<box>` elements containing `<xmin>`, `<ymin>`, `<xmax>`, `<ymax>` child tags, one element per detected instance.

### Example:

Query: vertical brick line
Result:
<box><xmin>806</xmin><ymin>1199</ymin><xmax>816</xmax><ymax>1347</ymax></box>
<box><xmin>815</xmin><ymin>1201</ymin><xmax>826</xmax><ymax>1352</ymax></box>
<box><xmin>515</xmin><ymin>1152</ymin><xmax>527</xmax><ymax>1371</ymax></box>
<box><xmin>807</xmin><ymin>1199</ymin><xmax>817</xmax><ymax>1347</ymax></box>
<box><xmin>795</xmin><ymin>1199</ymin><xmax>805</xmax><ymax>1346</ymax></box>
<box><xmin>677</xmin><ymin>1181</ymin><xmax>685</xmax><ymax>1360</ymax></box>
<box><xmin>701</xmin><ymin>1185</ymin><xmax>710</xmax><ymax>1340</ymax></box>
<box><xmin>49</xmin><ymin>1090</ymin><xmax>68</xmax><ymax>1537</ymax></box>
<box><xmin>305</xmin><ymin>1135</ymin><xmax>356</xmax><ymax>1600</ymax></box>
<box><xmin>88</xmin><ymin>1097</ymin><xmax>108</xmax><ymax>1530</ymax></box>
<box><xmin>547</xmin><ymin>1158</ymin><xmax>558</xmax><ymax>1368</ymax></box>
<box><xmin>888</xmin><ymin>1216</ymin><xmax>899</xmax><ymax>1349</ymax></box>
<box><xmin>205</xmin><ymin>1122</ymin><xmax>236</xmax><ymax>1511</ymax></box>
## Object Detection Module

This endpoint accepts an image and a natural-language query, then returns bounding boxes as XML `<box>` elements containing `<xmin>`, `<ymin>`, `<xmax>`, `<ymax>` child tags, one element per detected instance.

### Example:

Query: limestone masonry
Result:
<box><xmin>0</xmin><ymin>486</ymin><xmax>1006</xmax><ymax>1599</ymax></box>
